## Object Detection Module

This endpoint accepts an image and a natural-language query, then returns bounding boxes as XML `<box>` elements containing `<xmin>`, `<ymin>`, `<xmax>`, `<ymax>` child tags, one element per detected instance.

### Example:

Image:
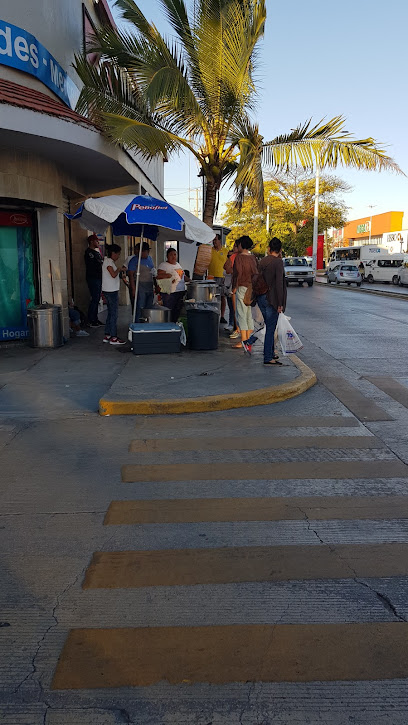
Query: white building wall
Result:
<box><xmin>0</xmin><ymin>0</ymin><xmax>164</xmax><ymax>196</ymax></box>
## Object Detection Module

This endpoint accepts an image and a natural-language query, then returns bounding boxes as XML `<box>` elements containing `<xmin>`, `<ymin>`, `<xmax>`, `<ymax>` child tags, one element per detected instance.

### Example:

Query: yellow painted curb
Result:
<box><xmin>99</xmin><ymin>355</ymin><xmax>316</xmax><ymax>416</ymax></box>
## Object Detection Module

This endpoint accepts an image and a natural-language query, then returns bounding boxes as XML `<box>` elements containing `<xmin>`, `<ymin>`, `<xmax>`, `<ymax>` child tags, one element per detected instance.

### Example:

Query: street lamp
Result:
<box><xmin>368</xmin><ymin>205</ymin><xmax>376</xmax><ymax>245</ymax></box>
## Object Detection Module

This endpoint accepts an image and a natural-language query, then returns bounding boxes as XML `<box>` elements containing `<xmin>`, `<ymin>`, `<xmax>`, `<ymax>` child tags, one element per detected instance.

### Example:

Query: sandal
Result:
<box><xmin>264</xmin><ymin>360</ymin><xmax>283</xmax><ymax>366</ymax></box>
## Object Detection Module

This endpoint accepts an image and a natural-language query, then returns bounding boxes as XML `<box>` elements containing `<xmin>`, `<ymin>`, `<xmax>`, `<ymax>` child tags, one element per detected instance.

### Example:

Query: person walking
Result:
<box><xmin>84</xmin><ymin>234</ymin><xmax>103</xmax><ymax>327</ymax></box>
<box><xmin>242</xmin><ymin>237</ymin><xmax>286</xmax><ymax>365</ymax></box>
<box><xmin>207</xmin><ymin>234</ymin><xmax>229</xmax><ymax>323</ymax></box>
<box><xmin>102</xmin><ymin>244</ymin><xmax>127</xmax><ymax>345</ymax></box>
<box><xmin>231</xmin><ymin>235</ymin><xmax>258</xmax><ymax>348</ymax></box>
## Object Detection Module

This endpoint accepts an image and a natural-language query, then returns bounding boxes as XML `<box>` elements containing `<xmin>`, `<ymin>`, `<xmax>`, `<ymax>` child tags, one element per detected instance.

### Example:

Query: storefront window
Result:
<box><xmin>0</xmin><ymin>213</ymin><xmax>36</xmax><ymax>341</ymax></box>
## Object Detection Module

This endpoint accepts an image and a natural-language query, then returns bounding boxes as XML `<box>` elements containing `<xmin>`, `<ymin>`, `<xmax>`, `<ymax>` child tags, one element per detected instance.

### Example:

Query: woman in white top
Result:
<box><xmin>157</xmin><ymin>247</ymin><xmax>189</xmax><ymax>322</ymax></box>
<box><xmin>102</xmin><ymin>244</ymin><xmax>127</xmax><ymax>345</ymax></box>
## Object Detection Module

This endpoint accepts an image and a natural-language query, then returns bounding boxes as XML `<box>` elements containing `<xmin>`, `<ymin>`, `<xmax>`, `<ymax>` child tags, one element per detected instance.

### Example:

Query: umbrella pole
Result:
<box><xmin>133</xmin><ymin>226</ymin><xmax>144</xmax><ymax>324</ymax></box>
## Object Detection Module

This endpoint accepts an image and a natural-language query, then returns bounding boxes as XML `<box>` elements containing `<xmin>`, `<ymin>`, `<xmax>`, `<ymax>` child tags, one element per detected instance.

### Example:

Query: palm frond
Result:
<box><xmin>101</xmin><ymin>113</ymin><xmax>201</xmax><ymax>163</ymax></box>
<box><xmin>74</xmin><ymin>54</ymin><xmax>151</xmax><ymax>124</ymax></box>
<box><xmin>262</xmin><ymin>117</ymin><xmax>403</xmax><ymax>174</ymax></box>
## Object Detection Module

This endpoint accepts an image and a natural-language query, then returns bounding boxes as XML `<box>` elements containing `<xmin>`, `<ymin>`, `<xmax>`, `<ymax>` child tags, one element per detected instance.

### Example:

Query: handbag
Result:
<box><xmin>243</xmin><ymin>284</ymin><xmax>254</xmax><ymax>306</ymax></box>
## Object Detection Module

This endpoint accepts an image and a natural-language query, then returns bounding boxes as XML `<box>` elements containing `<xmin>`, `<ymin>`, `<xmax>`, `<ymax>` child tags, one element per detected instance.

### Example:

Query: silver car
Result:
<box><xmin>283</xmin><ymin>257</ymin><xmax>315</xmax><ymax>286</ymax></box>
<box><xmin>327</xmin><ymin>264</ymin><xmax>362</xmax><ymax>287</ymax></box>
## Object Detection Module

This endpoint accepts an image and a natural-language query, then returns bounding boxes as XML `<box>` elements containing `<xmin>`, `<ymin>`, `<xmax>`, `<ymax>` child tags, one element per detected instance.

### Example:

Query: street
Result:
<box><xmin>2</xmin><ymin>284</ymin><xmax>408</xmax><ymax>724</ymax></box>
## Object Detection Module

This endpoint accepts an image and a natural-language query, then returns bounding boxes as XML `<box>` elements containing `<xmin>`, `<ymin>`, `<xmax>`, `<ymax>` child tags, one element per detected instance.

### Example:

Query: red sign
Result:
<box><xmin>0</xmin><ymin>211</ymin><xmax>32</xmax><ymax>227</ymax></box>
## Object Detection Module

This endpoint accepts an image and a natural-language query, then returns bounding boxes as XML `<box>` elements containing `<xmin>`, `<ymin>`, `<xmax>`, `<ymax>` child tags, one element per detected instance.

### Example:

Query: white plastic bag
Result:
<box><xmin>177</xmin><ymin>321</ymin><xmax>187</xmax><ymax>346</ymax></box>
<box><xmin>276</xmin><ymin>313</ymin><xmax>303</xmax><ymax>355</ymax></box>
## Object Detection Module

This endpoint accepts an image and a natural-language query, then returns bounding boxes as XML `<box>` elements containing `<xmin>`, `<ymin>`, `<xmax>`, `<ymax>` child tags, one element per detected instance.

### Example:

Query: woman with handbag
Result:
<box><xmin>242</xmin><ymin>237</ymin><xmax>286</xmax><ymax>365</ymax></box>
<box><xmin>231</xmin><ymin>236</ymin><xmax>258</xmax><ymax>349</ymax></box>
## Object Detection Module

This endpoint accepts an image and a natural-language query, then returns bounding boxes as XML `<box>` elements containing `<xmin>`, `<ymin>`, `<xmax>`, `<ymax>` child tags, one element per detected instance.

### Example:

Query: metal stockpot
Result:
<box><xmin>27</xmin><ymin>303</ymin><xmax>63</xmax><ymax>348</ymax></box>
<box><xmin>141</xmin><ymin>306</ymin><xmax>171</xmax><ymax>323</ymax></box>
<box><xmin>186</xmin><ymin>280</ymin><xmax>219</xmax><ymax>303</ymax></box>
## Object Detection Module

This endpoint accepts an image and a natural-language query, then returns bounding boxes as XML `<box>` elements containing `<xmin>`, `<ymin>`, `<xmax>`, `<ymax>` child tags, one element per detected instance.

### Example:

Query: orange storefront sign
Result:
<box><xmin>344</xmin><ymin>211</ymin><xmax>403</xmax><ymax>240</ymax></box>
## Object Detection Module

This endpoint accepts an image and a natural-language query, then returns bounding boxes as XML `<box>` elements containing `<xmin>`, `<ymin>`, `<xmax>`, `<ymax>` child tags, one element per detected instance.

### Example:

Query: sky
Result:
<box><xmin>108</xmin><ymin>0</ymin><xmax>408</xmax><ymax>227</ymax></box>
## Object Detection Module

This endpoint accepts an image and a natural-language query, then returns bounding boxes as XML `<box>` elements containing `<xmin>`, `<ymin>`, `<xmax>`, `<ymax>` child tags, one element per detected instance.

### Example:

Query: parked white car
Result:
<box><xmin>283</xmin><ymin>257</ymin><xmax>315</xmax><ymax>286</ymax></box>
<box><xmin>327</xmin><ymin>264</ymin><xmax>362</xmax><ymax>286</ymax></box>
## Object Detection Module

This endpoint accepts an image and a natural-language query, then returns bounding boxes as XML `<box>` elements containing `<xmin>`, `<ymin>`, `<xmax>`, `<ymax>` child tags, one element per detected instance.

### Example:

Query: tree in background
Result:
<box><xmin>222</xmin><ymin>171</ymin><xmax>350</xmax><ymax>256</ymax></box>
<box><xmin>74</xmin><ymin>0</ymin><xmax>400</xmax><ymax>228</ymax></box>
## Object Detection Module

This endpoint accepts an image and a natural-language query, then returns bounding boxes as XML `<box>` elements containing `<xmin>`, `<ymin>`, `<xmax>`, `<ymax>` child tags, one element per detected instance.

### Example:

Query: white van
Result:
<box><xmin>397</xmin><ymin>257</ymin><xmax>408</xmax><ymax>286</ymax></box>
<box><xmin>328</xmin><ymin>245</ymin><xmax>388</xmax><ymax>273</ymax></box>
<box><xmin>364</xmin><ymin>255</ymin><xmax>404</xmax><ymax>285</ymax></box>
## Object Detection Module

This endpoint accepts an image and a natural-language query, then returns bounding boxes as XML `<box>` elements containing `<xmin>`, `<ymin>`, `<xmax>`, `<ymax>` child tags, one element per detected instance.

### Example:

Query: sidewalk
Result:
<box><xmin>0</xmin><ymin>307</ymin><xmax>316</xmax><ymax>420</ymax></box>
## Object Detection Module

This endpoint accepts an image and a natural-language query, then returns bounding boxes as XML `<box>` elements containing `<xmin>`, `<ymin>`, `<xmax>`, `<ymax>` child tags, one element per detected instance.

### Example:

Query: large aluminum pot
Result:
<box><xmin>186</xmin><ymin>280</ymin><xmax>219</xmax><ymax>303</ymax></box>
<box><xmin>141</xmin><ymin>306</ymin><xmax>171</xmax><ymax>323</ymax></box>
<box><xmin>27</xmin><ymin>303</ymin><xmax>63</xmax><ymax>348</ymax></box>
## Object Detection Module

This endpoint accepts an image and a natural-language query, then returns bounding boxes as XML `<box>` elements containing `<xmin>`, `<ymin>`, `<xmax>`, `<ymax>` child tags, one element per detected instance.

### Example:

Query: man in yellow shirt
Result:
<box><xmin>207</xmin><ymin>235</ymin><xmax>229</xmax><ymax>323</ymax></box>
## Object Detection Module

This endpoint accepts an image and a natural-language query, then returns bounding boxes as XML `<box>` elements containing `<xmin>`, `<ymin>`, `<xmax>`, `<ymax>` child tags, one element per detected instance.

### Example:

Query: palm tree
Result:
<box><xmin>74</xmin><ymin>0</ymin><xmax>402</xmax><ymax>227</ymax></box>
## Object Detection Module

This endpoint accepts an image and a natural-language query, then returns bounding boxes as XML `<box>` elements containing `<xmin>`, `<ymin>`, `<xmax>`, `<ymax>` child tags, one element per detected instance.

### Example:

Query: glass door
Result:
<box><xmin>0</xmin><ymin>212</ymin><xmax>36</xmax><ymax>342</ymax></box>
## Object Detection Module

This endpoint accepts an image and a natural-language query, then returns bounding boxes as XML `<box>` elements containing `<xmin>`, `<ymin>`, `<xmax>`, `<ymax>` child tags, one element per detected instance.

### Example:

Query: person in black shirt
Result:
<box><xmin>84</xmin><ymin>235</ymin><xmax>103</xmax><ymax>326</ymax></box>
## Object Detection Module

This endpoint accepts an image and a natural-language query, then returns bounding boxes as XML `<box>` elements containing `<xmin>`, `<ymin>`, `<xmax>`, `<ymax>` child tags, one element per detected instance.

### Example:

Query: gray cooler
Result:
<box><xmin>129</xmin><ymin>322</ymin><xmax>181</xmax><ymax>355</ymax></box>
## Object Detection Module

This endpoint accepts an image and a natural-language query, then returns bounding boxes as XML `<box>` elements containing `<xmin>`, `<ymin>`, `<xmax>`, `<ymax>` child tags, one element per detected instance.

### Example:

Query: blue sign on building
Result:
<box><xmin>0</xmin><ymin>19</ymin><xmax>79</xmax><ymax>109</ymax></box>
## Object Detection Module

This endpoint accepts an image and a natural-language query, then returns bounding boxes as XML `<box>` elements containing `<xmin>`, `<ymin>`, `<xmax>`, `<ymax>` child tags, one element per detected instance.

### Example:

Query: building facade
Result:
<box><xmin>333</xmin><ymin>211</ymin><xmax>404</xmax><ymax>250</ymax></box>
<box><xmin>0</xmin><ymin>0</ymin><xmax>164</xmax><ymax>341</ymax></box>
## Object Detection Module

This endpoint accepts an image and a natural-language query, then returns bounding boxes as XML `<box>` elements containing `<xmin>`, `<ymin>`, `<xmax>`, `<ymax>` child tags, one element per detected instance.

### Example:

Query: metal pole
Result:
<box><xmin>312</xmin><ymin>163</ymin><xmax>320</xmax><ymax>273</ymax></box>
<box><xmin>133</xmin><ymin>226</ymin><xmax>144</xmax><ymax>324</ymax></box>
<box><xmin>368</xmin><ymin>205</ymin><xmax>376</xmax><ymax>245</ymax></box>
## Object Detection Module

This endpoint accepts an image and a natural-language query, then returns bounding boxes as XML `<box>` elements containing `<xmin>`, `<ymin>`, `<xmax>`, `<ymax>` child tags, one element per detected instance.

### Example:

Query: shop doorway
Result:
<box><xmin>0</xmin><ymin>211</ymin><xmax>37</xmax><ymax>342</ymax></box>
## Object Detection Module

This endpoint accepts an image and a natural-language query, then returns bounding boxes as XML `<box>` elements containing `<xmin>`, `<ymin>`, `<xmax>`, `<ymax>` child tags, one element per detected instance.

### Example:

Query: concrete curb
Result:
<box><xmin>99</xmin><ymin>355</ymin><xmax>317</xmax><ymax>416</ymax></box>
<box><xmin>316</xmin><ymin>278</ymin><xmax>408</xmax><ymax>302</ymax></box>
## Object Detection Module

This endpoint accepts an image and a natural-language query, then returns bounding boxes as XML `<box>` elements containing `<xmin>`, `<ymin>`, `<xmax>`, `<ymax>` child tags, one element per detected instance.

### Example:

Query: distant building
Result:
<box><xmin>333</xmin><ymin>211</ymin><xmax>404</xmax><ymax>250</ymax></box>
<box><xmin>0</xmin><ymin>0</ymin><xmax>164</xmax><ymax>340</ymax></box>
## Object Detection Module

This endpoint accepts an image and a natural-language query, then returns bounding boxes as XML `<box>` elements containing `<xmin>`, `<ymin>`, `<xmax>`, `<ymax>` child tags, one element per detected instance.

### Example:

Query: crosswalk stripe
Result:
<box><xmin>121</xmin><ymin>460</ymin><xmax>408</xmax><ymax>483</ymax></box>
<box><xmin>319</xmin><ymin>377</ymin><xmax>393</xmax><ymax>421</ymax></box>
<box><xmin>52</xmin><ymin>622</ymin><xmax>408</xmax><ymax>689</ymax></box>
<box><xmin>366</xmin><ymin>377</ymin><xmax>408</xmax><ymax>408</ymax></box>
<box><xmin>129</xmin><ymin>435</ymin><xmax>383</xmax><ymax>453</ymax></box>
<box><xmin>136</xmin><ymin>415</ymin><xmax>361</xmax><ymax>431</ymax></box>
<box><xmin>104</xmin><ymin>495</ymin><xmax>408</xmax><ymax>525</ymax></box>
<box><xmin>82</xmin><ymin>543</ymin><xmax>408</xmax><ymax>588</ymax></box>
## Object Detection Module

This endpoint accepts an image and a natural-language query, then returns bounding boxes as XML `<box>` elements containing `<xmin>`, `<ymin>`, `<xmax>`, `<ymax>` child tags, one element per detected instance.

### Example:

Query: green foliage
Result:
<box><xmin>222</xmin><ymin>170</ymin><xmax>350</xmax><ymax>256</ymax></box>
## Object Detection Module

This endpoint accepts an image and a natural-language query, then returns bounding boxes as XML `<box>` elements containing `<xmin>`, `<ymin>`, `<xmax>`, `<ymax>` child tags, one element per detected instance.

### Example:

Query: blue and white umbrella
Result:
<box><xmin>66</xmin><ymin>194</ymin><xmax>215</xmax><ymax>322</ymax></box>
<box><xmin>66</xmin><ymin>193</ymin><xmax>214</xmax><ymax>245</ymax></box>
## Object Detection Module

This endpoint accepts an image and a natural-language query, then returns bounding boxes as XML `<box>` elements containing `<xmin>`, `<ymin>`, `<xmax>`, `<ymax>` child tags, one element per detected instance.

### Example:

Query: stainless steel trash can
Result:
<box><xmin>27</xmin><ymin>303</ymin><xmax>63</xmax><ymax>348</ymax></box>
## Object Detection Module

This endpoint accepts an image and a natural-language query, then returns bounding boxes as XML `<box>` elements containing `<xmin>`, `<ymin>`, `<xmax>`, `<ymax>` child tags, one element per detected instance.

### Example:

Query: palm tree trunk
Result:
<box><xmin>203</xmin><ymin>180</ymin><xmax>217</xmax><ymax>228</ymax></box>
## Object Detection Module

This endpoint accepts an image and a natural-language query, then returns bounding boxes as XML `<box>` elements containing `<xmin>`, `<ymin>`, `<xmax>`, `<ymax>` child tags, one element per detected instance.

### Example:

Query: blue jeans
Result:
<box><xmin>87</xmin><ymin>277</ymin><xmax>102</xmax><ymax>324</ymax></box>
<box><xmin>226</xmin><ymin>295</ymin><xmax>235</xmax><ymax>327</ymax></box>
<box><xmin>256</xmin><ymin>294</ymin><xmax>279</xmax><ymax>362</ymax></box>
<box><xmin>104</xmin><ymin>291</ymin><xmax>119</xmax><ymax>338</ymax></box>
<box><xmin>134</xmin><ymin>285</ymin><xmax>154</xmax><ymax>323</ymax></box>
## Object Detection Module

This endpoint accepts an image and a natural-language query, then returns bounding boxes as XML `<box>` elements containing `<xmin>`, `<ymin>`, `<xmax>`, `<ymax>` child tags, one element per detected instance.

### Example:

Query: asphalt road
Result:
<box><xmin>2</xmin><ymin>288</ymin><xmax>408</xmax><ymax>724</ymax></box>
